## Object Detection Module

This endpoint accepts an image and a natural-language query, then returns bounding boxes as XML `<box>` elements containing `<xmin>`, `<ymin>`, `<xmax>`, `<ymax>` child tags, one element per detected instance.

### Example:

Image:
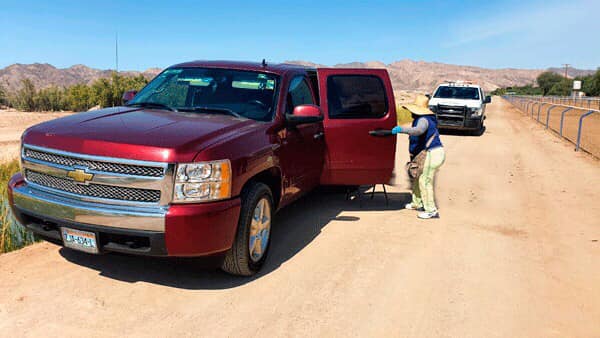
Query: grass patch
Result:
<box><xmin>396</xmin><ymin>105</ymin><xmax>413</xmax><ymax>125</ymax></box>
<box><xmin>0</xmin><ymin>159</ymin><xmax>37</xmax><ymax>254</ymax></box>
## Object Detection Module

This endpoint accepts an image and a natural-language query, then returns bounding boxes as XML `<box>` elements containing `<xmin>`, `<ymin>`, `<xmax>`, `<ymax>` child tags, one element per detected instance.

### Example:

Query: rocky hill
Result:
<box><xmin>0</xmin><ymin>61</ymin><xmax>594</xmax><ymax>94</ymax></box>
<box><xmin>287</xmin><ymin>60</ymin><xmax>594</xmax><ymax>93</ymax></box>
<box><xmin>0</xmin><ymin>63</ymin><xmax>161</xmax><ymax>90</ymax></box>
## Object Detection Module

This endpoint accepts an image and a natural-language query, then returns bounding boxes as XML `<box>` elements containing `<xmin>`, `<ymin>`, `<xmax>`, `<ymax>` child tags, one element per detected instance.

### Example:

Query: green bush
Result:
<box><xmin>396</xmin><ymin>105</ymin><xmax>413</xmax><ymax>125</ymax></box>
<box><xmin>0</xmin><ymin>160</ymin><xmax>36</xmax><ymax>254</ymax></box>
<box><xmin>579</xmin><ymin>69</ymin><xmax>600</xmax><ymax>96</ymax></box>
<box><xmin>7</xmin><ymin>73</ymin><xmax>149</xmax><ymax>112</ymax></box>
<box><xmin>493</xmin><ymin>69</ymin><xmax>600</xmax><ymax>97</ymax></box>
<box><xmin>0</xmin><ymin>84</ymin><xmax>7</xmax><ymax>106</ymax></box>
<box><xmin>537</xmin><ymin>71</ymin><xmax>567</xmax><ymax>96</ymax></box>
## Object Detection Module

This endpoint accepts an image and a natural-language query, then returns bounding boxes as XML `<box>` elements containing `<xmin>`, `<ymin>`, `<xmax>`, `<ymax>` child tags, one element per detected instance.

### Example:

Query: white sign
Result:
<box><xmin>573</xmin><ymin>80</ymin><xmax>582</xmax><ymax>90</ymax></box>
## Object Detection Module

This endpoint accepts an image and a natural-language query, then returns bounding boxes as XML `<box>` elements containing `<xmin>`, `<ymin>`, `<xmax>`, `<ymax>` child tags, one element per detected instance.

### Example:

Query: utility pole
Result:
<box><xmin>562</xmin><ymin>63</ymin><xmax>570</xmax><ymax>78</ymax></box>
<box><xmin>115</xmin><ymin>32</ymin><xmax>119</xmax><ymax>73</ymax></box>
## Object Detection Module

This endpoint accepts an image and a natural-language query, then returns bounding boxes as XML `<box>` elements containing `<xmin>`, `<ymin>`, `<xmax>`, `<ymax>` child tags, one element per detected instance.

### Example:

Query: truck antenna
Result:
<box><xmin>115</xmin><ymin>32</ymin><xmax>119</xmax><ymax>73</ymax></box>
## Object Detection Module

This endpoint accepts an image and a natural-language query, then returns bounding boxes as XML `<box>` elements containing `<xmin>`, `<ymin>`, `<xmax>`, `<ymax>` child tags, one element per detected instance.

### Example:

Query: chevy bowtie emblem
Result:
<box><xmin>67</xmin><ymin>169</ymin><xmax>93</xmax><ymax>184</ymax></box>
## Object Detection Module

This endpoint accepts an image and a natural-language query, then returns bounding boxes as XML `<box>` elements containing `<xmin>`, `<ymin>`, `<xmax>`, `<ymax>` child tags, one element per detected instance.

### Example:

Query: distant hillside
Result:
<box><xmin>0</xmin><ymin>63</ymin><xmax>161</xmax><ymax>90</ymax></box>
<box><xmin>286</xmin><ymin>60</ymin><xmax>595</xmax><ymax>93</ymax></box>
<box><xmin>547</xmin><ymin>67</ymin><xmax>595</xmax><ymax>79</ymax></box>
<box><xmin>0</xmin><ymin>61</ymin><xmax>594</xmax><ymax>94</ymax></box>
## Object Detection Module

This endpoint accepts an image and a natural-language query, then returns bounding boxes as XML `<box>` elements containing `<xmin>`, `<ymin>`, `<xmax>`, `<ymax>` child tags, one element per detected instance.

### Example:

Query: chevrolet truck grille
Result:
<box><xmin>21</xmin><ymin>145</ymin><xmax>173</xmax><ymax>206</ymax></box>
<box><xmin>24</xmin><ymin>148</ymin><xmax>165</xmax><ymax>177</ymax></box>
<box><xmin>25</xmin><ymin>170</ymin><xmax>161</xmax><ymax>203</ymax></box>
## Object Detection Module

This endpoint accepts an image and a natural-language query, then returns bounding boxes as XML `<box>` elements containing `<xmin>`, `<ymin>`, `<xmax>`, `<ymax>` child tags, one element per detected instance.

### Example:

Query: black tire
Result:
<box><xmin>221</xmin><ymin>182</ymin><xmax>273</xmax><ymax>276</ymax></box>
<box><xmin>476</xmin><ymin>124</ymin><xmax>485</xmax><ymax>136</ymax></box>
<box><xmin>472</xmin><ymin>122</ymin><xmax>485</xmax><ymax>136</ymax></box>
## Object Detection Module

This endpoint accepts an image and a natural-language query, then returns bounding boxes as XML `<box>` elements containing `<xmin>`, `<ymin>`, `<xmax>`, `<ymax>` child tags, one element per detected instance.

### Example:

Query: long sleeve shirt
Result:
<box><xmin>399</xmin><ymin>117</ymin><xmax>428</xmax><ymax>136</ymax></box>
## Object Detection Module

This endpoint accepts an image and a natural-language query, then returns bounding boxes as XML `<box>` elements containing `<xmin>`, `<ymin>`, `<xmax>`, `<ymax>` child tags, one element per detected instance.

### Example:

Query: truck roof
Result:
<box><xmin>169</xmin><ymin>60</ymin><xmax>314</xmax><ymax>75</ymax></box>
<box><xmin>437</xmin><ymin>81</ymin><xmax>481</xmax><ymax>88</ymax></box>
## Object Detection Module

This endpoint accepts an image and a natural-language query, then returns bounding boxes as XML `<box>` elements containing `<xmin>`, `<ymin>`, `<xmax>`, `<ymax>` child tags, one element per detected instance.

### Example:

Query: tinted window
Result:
<box><xmin>327</xmin><ymin>75</ymin><xmax>388</xmax><ymax>119</ymax></box>
<box><xmin>433</xmin><ymin>86</ymin><xmax>480</xmax><ymax>100</ymax></box>
<box><xmin>286</xmin><ymin>77</ymin><xmax>314</xmax><ymax>113</ymax></box>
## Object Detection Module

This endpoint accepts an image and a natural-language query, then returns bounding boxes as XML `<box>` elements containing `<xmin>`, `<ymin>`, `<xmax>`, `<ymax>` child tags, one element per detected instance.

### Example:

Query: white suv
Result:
<box><xmin>428</xmin><ymin>81</ymin><xmax>491</xmax><ymax>134</ymax></box>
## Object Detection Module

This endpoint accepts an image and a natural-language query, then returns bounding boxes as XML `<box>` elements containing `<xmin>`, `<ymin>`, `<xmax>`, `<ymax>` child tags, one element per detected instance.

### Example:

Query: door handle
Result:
<box><xmin>369</xmin><ymin>129</ymin><xmax>394</xmax><ymax>137</ymax></box>
<box><xmin>313</xmin><ymin>132</ymin><xmax>324</xmax><ymax>139</ymax></box>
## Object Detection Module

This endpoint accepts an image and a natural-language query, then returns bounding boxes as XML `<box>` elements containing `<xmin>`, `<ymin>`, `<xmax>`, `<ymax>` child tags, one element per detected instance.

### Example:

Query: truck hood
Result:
<box><xmin>428</xmin><ymin>98</ymin><xmax>482</xmax><ymax>109</ymax></box>
<box><xmin>22</xmin><ymin>106</ymin><xmax>263</xmax><ymax>163</ymax></box>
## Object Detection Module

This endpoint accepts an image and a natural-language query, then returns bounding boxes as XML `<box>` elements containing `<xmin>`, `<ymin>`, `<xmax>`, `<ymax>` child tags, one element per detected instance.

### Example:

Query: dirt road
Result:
<box><xmin>1</xmin><ymin>99</ymin><xmax>598</xmax><ymax>337</ymax></box>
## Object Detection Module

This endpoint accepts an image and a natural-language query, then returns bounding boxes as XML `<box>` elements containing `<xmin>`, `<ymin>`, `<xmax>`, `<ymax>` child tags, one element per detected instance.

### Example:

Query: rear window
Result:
<box><xmin>327</xmin><ymin>75</ymin><xmax>388</xmax><ymax>119</ymax></box>
<box><xmin>434</xmin><ymin>86</ymin><xmax>480</xmax><ymax>100</ymax></box>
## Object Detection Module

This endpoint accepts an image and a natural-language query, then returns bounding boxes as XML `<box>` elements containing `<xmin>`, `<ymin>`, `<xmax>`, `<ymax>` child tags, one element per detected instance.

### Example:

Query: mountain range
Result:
<box><xmin>0</xmin><ymin>63</ymin><xmax>161</xmax><ymax>91</ymax></box>
<box><xmin>0</xmin><ymin>61</ymin><xmax>594</xmax><ymax>94</ymax></box>
<box><xmin>286</xmin><ymin>60</ymin><xmax>594</xmax><ymax>92</ymax></box>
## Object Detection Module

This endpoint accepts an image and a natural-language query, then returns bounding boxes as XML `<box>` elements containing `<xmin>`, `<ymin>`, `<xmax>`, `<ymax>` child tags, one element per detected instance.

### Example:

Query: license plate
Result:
<box><xmin>61</xmin><ymin>227</ymin><xmax>99</xmax><ymax>254</ymax></box>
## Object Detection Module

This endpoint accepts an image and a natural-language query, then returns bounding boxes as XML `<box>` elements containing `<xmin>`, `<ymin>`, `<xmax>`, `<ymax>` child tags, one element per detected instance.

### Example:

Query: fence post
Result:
<box><xmin>559</xmin><ymin>107</ymin><xmax>573</xmax><ymax>137</ymax></box>
<box><xmin>528</xmin><ymin>101</ymin><xmax>533</xmax><ymax>116</ymax></box>
<box><xmin>537</xmin><ymin>103</ymin><xmax>547</xmax><ymax>122</ymax></box>
<box><xmin>546</xmin><ymin>105</ymin><xmax>559</xmax><ymax>129</ymax></box>
<box><xmin>576</xmin><ymin>110</ymin><xmax>597</xmax><ymax>151</ymax></box>
<box><xmin>531</xmin><ymin>102</ymin><xmax>538</xmax><ymax>118</ymax></box>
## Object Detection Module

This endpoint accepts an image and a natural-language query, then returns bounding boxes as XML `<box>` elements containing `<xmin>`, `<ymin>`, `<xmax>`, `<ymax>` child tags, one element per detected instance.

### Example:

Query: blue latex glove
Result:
<box><xmin>391</xmin><ymin>126</ymin><xmax>402</xmax><ymax>135</ymax></box>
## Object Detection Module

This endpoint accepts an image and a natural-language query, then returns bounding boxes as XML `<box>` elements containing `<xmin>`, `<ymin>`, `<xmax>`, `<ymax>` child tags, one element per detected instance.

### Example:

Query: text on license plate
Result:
<box><xmin>61</xmin><ymin>227</ymin><xmax>99</xmax><ymax>254</ymax></box>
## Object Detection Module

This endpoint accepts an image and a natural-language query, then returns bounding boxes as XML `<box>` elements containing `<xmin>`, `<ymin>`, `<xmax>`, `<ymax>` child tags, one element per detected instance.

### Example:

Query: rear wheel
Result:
<box><xmin>221</xmin><ymin>183</ymin><xmax>273</xmax><ymax>276</ymax></box>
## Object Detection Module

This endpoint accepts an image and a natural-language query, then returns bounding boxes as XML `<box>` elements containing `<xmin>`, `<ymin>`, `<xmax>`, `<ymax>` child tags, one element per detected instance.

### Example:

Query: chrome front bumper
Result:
<box><xmin>12</xmin><ymin>183</ymin><xmax>167</xmax><ymax>232</ymax></box>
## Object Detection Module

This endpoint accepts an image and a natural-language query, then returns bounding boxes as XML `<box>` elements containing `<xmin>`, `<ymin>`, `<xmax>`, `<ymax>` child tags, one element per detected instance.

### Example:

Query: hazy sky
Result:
<box><xmin>1</xmin><ymin>0</ymin><xmax>598</xmax><ymax>70</ymax></box>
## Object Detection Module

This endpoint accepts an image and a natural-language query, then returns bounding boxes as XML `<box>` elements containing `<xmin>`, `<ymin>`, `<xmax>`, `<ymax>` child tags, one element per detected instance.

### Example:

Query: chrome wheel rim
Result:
<box><xmin>249</xmin><ymin>197</ymin><xmax>271</xmax><ymax>263</ymax></box>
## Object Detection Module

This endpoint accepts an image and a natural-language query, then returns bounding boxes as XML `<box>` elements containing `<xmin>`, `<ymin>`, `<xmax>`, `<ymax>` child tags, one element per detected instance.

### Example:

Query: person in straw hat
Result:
<box><xmin>392</xmin><ymin>94</ymin><xmax>445</xmax><ymax>219</ymax></box>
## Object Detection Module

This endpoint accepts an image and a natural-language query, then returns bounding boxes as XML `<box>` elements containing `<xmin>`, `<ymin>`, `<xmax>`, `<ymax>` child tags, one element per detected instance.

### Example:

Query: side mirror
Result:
<box><xmin>122</xmin><ymin>90</ymin><xmax>138</xmax><ymax>105</ymax></box>
<box><xmin>286</xmin><ymin>104</ymin><xmax>324</xmax><ymax>127</ymax></box>
<box><xmin>425</xmin><ymin>94</ymin><xmax>432</xmax><ymax>99</ymax></box>
<box><xmin>484</xmin><ymin>96</ymin><xmax>492</xmax><ymax>104</ymax></box>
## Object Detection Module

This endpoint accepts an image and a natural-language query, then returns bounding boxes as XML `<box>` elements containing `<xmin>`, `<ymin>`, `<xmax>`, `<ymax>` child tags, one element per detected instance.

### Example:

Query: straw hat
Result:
<box><xmin>402</xmin><ymin>94</ymin><xmax>435</xmax><ymax>116</ymax></box>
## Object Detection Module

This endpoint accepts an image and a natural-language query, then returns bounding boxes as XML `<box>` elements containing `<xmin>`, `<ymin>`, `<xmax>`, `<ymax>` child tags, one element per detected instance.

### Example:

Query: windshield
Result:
<box><xmin>129</xmin><ymin>67</ymin><xmax>279</xmax><ymax>121</ymax></box>
<box><xmin>433</xmin><ymin>86</ymin><xmax>480</xmax><ymax>100</ymax></box>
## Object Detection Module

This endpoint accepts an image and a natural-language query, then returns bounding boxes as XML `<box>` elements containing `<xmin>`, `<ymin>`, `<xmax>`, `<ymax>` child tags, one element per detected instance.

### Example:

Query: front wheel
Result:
<box><xmin>470</xmin><ymin>119</ymin><xmax>485</xmax><ymax>136</ymax></box>
<box><xmin>221</xmin><ymin>182</ymin><xmax>273</xmax><ymax>276</ymax></box>
<box><xmin>474</xmin><ymin>122</ymin><xmax>485</xmax><ymax>136</ymax></box>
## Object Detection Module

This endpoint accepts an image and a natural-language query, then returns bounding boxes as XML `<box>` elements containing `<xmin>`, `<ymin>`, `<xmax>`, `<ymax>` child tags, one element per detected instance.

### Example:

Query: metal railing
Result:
<box><xmin>514</xmin><ymin>95</ymin><xmax>600</xmax><ymax>110</ymax></box>
<box><xmin>503</xmin><ymin>95</ymin><xmax>599</xmax><ymax>157</ymax></box>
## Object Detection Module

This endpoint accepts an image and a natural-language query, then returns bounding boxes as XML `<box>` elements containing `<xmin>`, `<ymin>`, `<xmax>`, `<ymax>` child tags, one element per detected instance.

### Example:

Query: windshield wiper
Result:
<box><xmin>126</xmin><ymin>102</ymin><xmax>177</xmax><ymax>112</ymax></box>
<box><xmin>178</xmin><ymin>106</ymin><xmax>243</xmax><ymax>119</ymax></box>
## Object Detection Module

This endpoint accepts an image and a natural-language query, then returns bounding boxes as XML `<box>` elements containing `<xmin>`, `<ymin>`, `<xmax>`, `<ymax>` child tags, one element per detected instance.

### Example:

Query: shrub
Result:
<box><xmin>0</xmin><ymin>160</ymin><xmax>36</xmax><ymax>253</ymax></box>
<box><xmin>5</xmin><ymin>73</ymin><xmax>150</xmax><ymax>112</ymax></box>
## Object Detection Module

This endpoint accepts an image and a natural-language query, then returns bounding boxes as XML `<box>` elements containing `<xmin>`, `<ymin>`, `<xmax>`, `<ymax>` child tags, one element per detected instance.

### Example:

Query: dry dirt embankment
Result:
<box><xmin>0</xmin><ymin>99</ymin><xmax>599</xmax><ymax>337</ymax></box>
<box><xmin>0</xmin><ymin>109</ymin><xmax>72</xmax><ymax>162</ymax></box>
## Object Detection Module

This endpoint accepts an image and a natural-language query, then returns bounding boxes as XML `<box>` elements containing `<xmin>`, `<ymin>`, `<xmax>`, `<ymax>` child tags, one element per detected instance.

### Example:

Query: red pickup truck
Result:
<box><xmin>8</xmin><ymin>61</ymin><xmax>397</xmax><ymax>275</ymax></box>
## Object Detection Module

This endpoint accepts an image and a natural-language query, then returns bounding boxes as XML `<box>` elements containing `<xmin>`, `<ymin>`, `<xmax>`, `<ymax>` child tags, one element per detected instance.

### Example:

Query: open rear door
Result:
<box><xmin>318</xmin><ymin>68</ymin><xmax>397</xmax><ymax>185</ymax></box>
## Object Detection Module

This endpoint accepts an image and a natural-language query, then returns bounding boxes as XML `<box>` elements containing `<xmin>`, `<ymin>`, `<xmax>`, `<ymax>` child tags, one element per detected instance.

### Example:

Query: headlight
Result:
<box><xmin>428</xmin><ymin>105</ymin><xmax>437</xmax><ymax>113</ymax></box>
<box><xmin>173</xmin><ymin>160</ymin><xmax>231</xmax><ymax>203</ymax></box>
<box><xmin>469</xmin><ymin>107</ymin><xmax>483</xmax><ymax>117</ymax></box>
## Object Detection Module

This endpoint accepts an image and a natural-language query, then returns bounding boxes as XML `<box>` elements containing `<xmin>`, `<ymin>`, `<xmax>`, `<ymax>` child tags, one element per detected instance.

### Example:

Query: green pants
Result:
<box><xmin>412</xmin><ymin>147</ymin><xmax>445</xmax><ymax>212</ymax></box>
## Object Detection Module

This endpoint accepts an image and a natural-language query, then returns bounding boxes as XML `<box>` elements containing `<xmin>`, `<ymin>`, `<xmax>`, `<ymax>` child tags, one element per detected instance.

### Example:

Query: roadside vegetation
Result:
<box><xmin>396</xmin><ymin>105</ymin><xmax>413</xmax><ymax>125</ymax></box>
<box><xmin>0</xmin><ymin>73</ymin><xmax>148</xmax><ymax>112</ymax></box>
<box><xmin>492</xmin><ymin>69</ymin><xmax>600</xmax><ymax>96</ymax></box>
<box><xmin>0</xmin><ymin>160</ymin><xmax>36</xmax><ymax>253</ymax></box>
